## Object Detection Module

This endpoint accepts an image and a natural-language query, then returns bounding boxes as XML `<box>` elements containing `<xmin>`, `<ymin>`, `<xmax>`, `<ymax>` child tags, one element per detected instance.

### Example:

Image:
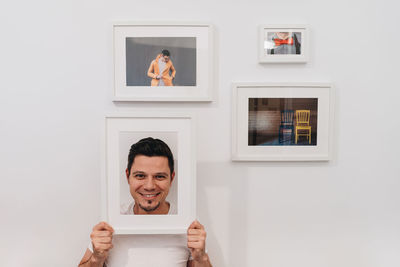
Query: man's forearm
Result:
<box><xmin>189</xmin><ymin>253</ymin><xmax>212</xmax><ymax>267</ymax></box>
<box><xmin>78</xmin><ymin>254</ymin><xmax>106</xmax><ymax>267</ymax></box>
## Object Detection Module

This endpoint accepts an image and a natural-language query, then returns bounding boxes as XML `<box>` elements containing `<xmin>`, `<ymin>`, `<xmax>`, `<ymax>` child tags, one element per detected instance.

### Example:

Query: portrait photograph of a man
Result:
<box><xmin>105</xmin><ymin>115</ymin><xmax>195</xmax><ymax>233</ymax></box>
<box><xmin>119</xmin><ymin>133</ymin><xmax>179</xmax><ymax>215</ymax></box>
<box><xmin>113</xmin><ymin>23</ymin><xmax>213</xmax><ymax>101</ymax></box>
<box><xmin>126</xmin><ymin>37</ymin><xmax>196</xmax><ymax>87</ymax></box>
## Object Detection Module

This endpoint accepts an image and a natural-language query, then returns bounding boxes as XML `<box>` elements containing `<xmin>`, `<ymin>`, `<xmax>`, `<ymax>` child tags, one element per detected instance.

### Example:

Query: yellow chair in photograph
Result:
<box><xmin>295</xmin><ymin>110</ymin><xmax>312</xmax><ymax>144</ymax></box>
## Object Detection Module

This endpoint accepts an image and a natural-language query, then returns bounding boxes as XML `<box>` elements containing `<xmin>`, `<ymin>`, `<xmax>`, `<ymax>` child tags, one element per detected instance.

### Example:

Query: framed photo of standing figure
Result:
<box><xmin>113</xmin><ymin>22</ymin><xmax>214</xmax><ymax>101</ymax></box>
<box><xmin>103</xmin><ymin>113</ymin><xmax>196</xmax><ymax>234</ymax></box>
<box><xmin>232</xmin><ymin>83</ymin><xmax>334</xmax><ymax>161</ymax></box>
<box><xmin>258</xmin><ymin>25</ymin><xmax>308</xmax><ymax>63</ymax></box>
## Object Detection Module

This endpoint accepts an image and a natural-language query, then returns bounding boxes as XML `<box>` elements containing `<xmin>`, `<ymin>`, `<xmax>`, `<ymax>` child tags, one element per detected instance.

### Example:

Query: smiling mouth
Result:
<box><xmin>139</xmin><ymin>193</ymin><xmax>160</xmax><ymax>200</ymax></box>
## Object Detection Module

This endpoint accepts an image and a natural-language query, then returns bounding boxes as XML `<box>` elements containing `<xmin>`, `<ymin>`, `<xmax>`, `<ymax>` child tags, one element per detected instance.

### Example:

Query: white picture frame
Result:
<box><xmin>258</xmin><ymin>24</ymin><xmax>309</xmax><ymax>63</ymax></box>
<box><xmin>232</xmin><ymin>83</ymin><xmax>334</xmax><ymax>161</ymax></box>
<box><xmin>113</xmin><ymin>22</ymin><xmax>214</xmax><ymax>102</ymax></box>
<box><xmin>103</xmin><ymin>113</ymin><xmax>196</xmax><ymax>234</ymax></box>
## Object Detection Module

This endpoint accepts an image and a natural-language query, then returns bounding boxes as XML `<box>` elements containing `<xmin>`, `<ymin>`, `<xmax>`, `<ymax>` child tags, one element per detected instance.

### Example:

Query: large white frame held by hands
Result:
<box><xmin>232</xmin><ymin>83</ymin><xmax>334</xmax><ymax>161</ymax></box>
<box><xmin>258</xmin><ymin>24</ymin><xmax>309</xmax><ymax>63</ymax></box>
<box><xmin>113</xmin><ymin>22</ymin><xmax>214</xmax><ymax>102</ymax></box>
<box><xmin>103</xmin><ymin>113</ymin><xmax>196</xmax><ymax>234</ymax></box>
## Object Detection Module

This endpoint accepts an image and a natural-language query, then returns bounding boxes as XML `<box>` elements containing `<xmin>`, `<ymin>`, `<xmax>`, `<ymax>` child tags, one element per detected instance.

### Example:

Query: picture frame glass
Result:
<box><xmin>259</xmin><ymin>25</ymin><xmax>308</xmax><ymax>63</ymax></box>
<box><xmin>105</xmin><ymin>116</ymin><xmax>195</xmax><ymax>234</ymax></box>
<box><xmin>113</xmin><ymin>24</ymin><xmax>212</xmax><ymax>101</ymax></box>
<box><xmin>263</xmin><ymin>30</ymin><xmax>304</xmax><ymax>56</ymax></box>
<box><xmin>233</xmin><ymin>84</ymin><xmax>333</xmax><ymax>161</ymax></box>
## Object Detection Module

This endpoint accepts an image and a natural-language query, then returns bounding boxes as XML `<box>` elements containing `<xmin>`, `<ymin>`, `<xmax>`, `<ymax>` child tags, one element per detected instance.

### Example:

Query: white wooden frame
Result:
<box><xmin>232</xmin><ymin>83</ymin><xmax>334</xmax><ymax>161</ymax></box>
<box><xmin>113</xmin><ymin>22</ymin><xmax>214</xmax><ymax>102</ymax></box>
<box><xmin>258</xmin><ymin>24</ymin><xmax>309</xmax><ymax>63</ymax></box>
<box><xmin>102</xmin><ymin>113</ymin><xmax>196</xmax><ymax>234</ymax></box>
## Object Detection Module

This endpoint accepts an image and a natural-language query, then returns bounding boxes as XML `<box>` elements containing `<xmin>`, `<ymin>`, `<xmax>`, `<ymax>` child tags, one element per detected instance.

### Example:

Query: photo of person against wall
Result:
<box><xmin>248</xmin><ymin>98</ymin><xmax>318</xmax><ymax>146</ymax></box>
<box><xmin>125</xmin><ymin>37</ymin><xmax>196</xmax><ymax>87</ymax></box>
<box><xmin>264</xmin><ymin>31</ymin><xmax>302</xmax><ymax>55</ymax></box>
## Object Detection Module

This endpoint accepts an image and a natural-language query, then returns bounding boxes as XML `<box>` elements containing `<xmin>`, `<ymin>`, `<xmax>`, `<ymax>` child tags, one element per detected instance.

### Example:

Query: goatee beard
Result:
<box><xmin>139</xmin><ymin>201</ymin><xmax>161</xmax><ymax>212</ymax></box>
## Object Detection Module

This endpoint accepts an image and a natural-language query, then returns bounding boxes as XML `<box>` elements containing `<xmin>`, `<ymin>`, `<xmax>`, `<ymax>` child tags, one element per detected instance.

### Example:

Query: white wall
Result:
<box><xmin>1</xmin><ymin>0</ymin><xmax>400</xmax><ymax>266</ymax></box>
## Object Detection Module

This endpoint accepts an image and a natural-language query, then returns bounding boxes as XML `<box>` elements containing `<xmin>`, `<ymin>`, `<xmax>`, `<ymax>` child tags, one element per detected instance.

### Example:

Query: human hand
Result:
<box><xmin>156</xmin><ymin>75</ymin><xmax>161</xmax><ymax>79</ymax></box>
<box><xmin>90</xmin><ymin>221</ymin><xmax>114</xmax><ymax>263</ymax></box>
<box><xmin>187</xmin><ymin>220</ymin><xmax>208</xmax><ymax>263</ymax></box>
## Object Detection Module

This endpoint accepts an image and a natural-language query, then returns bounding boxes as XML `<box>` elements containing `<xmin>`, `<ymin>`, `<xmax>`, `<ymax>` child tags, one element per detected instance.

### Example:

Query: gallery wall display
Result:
<box><xmin>232</xmin><ymin>83</ymin><xmax>334</xmax><ymax>161</ymax></box>
<box><xmin>113</xmin><ymin>22</ymin><xmax>214</xmax><ymax>102</ymax></box>
<box><xmin>104</xmin><ymin>113</ymin><xmax>196</xmax><ymax>234</ymax></box>
<box><xmin>258</xmin><ymin>24</ymin><xmax>308</xmax><ymax>63</ymax></box>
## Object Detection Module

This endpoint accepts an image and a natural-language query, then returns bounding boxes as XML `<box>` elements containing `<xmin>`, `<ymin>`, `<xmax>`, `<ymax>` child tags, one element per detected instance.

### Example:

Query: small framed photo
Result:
<box><xmin>258</xmin><ymin>25</ymin><xmax>308</xmax><ymax>63</ymax></box>
<box><xmin>103</xmin><ymin>113</ymin><xmax>196</xmax><ymax>234</ymax></box>
<box><xmin>232</xmin><ymin>83</ymin><xmax>334</xmax><ymax>161</ymax></box>
<box><xmin>113</xmin><ymin>22</ymin><xmax>214</xmax><ymax>102</ymax></box>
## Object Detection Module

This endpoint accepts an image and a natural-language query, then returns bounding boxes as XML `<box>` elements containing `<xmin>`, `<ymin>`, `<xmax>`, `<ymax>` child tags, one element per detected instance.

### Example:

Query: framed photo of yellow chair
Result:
<box><xmin>232</xmin><ymin>82</ymin><xmax>334</xmax><ymax>161</ymax></box>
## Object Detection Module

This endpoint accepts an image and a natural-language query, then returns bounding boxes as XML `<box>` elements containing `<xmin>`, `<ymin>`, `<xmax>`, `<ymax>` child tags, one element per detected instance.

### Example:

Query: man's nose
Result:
<box><xmin>143</xmin><ymin>178</ymin><xmax>156</xmax><ymax>190</ymax></box>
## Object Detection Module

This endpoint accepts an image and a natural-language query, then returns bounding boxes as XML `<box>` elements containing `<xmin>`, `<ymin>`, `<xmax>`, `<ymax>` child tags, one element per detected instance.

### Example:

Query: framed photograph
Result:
<box><xmin>232</xmin><ymin>83</ymin><xmax>334</xmax><ymax>161</ymax></box>
<box><xmin>113</xmin><ymin>22</ymin><xmax>214</xmax><ymax>101</ymax></box>
<box><xmin>103</xmin><ymin>113</ymin><xmax>196</xmax><ymax>234</ymax></box>
<box><xmin>258</xmin><ymin>24</ymin><xmax>308</xmax><ymax>63</ymax></box>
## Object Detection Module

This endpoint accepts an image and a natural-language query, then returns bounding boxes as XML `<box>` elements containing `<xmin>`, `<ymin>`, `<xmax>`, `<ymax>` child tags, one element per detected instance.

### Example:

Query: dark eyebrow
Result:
<box><xmin>132</xmin><ymin>171</ymin><xmax>145</xmax><ymax>175</ymax></box>
<box><xmin>155</xmin><ymin>172</ymin><xmax>168</xmax><ymax>176</ymax></box>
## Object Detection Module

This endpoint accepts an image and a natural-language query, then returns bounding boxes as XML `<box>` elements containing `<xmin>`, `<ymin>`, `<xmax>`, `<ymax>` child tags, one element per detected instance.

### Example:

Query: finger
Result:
<box><xmin>187</xmin><ymin>235</ymin><xmax>205</xmax><ymax>242</ymax></box>
<box><xmin>92</xmin><ymin>230</ymin><xmax>113</xmax><ymax>237</ymax></box>
<box><xmin>93</xmin><ymin>243</ymin><xmax>114</xmax><ymax>252</ymax></box>
<box><xmin>92</xmin><ymin>236</ymin><xmax>112</xmax><ymax>244</ymax></box>
<box><xmin>187</xmin><ymin>241</ymin><xmax>205</xmax><ymax>250</ymax></box>
<box><xmin>187</xmin><ymin>229</ymin><xmax>206</xmax><ymax>236</ymax></box>
<box><xmin>188</xmin><ymin>220</ymin><xmax>204</xmax><ymax>230</ymax></box>
<box><xmin>90</xmin><ymin>230</ymin><xmax>113</xmax><ymax>240</ymax></box>
<box><xmin>93</xmin><ymin>221</ymin><xmax>114</xmax><ymax>232</ymax></box>
<box><xmin>93</xmin><ymin>244</ymin><xmax>114</xmax><ymax>253</ymax></box>
<box><xmin>99</xmin><ymin>222</ymin><xmax>114</xmax><ymax>233</ymax></box>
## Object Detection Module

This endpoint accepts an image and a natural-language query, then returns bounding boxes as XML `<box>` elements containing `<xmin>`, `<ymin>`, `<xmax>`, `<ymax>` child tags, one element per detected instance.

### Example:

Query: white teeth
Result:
<box><xmin>144</xmin><ymin>194</ymin><xmax>157</xmax><ymax>197</ymax></box>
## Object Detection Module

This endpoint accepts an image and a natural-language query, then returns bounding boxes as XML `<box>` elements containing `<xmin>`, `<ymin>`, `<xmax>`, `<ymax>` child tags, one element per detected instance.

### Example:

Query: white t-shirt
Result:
<box><xmin>89</xmin><ymin>201</ymin><xmax>190</xmax><ymax>267</ymax></box>
<box><xmin>98</xmin><ymin>234</ymin><xmax>191</xmax><ymax>267</ymax></box>
<box><xmin>120</xmin><ymin>200</ymin><xmax>177</xmax><ymax>215</ymax></box>
<box><xmin>157</xmin><ymin>57</ymin><xmax>167</xmax><ymax>86</ymax></box>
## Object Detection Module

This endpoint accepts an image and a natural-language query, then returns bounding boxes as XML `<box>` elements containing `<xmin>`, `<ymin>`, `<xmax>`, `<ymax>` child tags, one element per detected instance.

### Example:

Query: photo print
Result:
<box><xmin>119</xmin><ymin>131</ymin><xmax>179</xmax><ymax>215</ymax></box>
<box><xmin>258</xmin><ymin>25</ymin><xmax>308</xmax><ymax>63</ymax></box>
<box><xmin>125</xmin><ymin>37</ymin><xmax>196</xmax><ymax>87</ymax></box>
<box><xmin>264</xmin><ymin>32</ymin><xmax>302</xmax><ymax>55</ymax></box>
<box><xmin>248</xmin><ymin>98</ymin><xmax>318</xmax><ymax>146</ymax></box>
<box><xmin>232</xmin><ymin>83</ymin><xmax>333</xmax><ymax>161</ymax></box>
<box><xmin>113</xmin><ymin>23</ymin><xmax>213</xmax><ymax>101</ymax></box>
<box><xmin>105</xmin><ymin>114</ymin><xmax>196</xmax><ymax>233</ymax></box>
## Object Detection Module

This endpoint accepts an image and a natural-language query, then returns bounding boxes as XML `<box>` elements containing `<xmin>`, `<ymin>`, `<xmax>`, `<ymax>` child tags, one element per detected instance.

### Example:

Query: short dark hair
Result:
<box><xmin>127</xmin><ymin>137</ymin><xmax>174</xmax><ymax>176</ymax></box>
<box><xmin>161</xmin><ymin>49</ymin><xmax>170</xmax><ymax>57</ymax></box>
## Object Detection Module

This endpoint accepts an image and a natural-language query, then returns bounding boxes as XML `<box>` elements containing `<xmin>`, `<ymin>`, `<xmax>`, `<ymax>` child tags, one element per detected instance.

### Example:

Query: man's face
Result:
<box><xmin>126</xmin><ymin>155</ymin><xmax>174</xmax><ymax>214</ymax></box>
<box><xmin>162</xmin><ymin>55</ymin><xmax>170</xmax><ymax>63</ymax></box>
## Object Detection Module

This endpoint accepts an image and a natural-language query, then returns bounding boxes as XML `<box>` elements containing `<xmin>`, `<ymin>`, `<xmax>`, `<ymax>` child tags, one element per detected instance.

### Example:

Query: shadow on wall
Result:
<box><xmin>197</xmin><ymin>161</ymin><xmax>248</xmax><ymax>267</ymax></box>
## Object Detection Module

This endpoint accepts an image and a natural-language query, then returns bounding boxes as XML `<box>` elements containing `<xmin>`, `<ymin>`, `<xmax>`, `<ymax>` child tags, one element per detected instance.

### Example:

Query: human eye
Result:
<box><xmin>155</xmin><ymin>174</ymin><xmax>167</xmax><ymax>180</ymax></box>
<box><xmin>134</xmin><ymin>173</ymin><xmax>146</xmax><ymax>179</ymax></box>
